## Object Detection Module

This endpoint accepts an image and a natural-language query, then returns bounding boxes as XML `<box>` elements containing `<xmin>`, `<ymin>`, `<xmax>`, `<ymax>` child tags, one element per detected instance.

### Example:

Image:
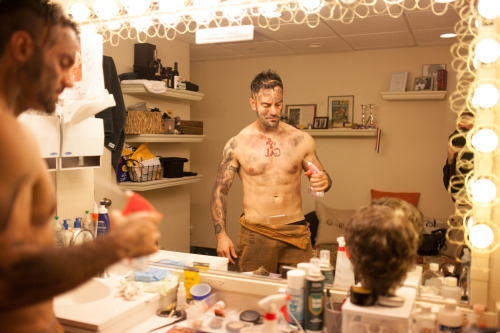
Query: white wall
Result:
<box><xmin>189</xmin><ymin>45</ymin><xmax>457</xmax><ymax>249</ymax></box>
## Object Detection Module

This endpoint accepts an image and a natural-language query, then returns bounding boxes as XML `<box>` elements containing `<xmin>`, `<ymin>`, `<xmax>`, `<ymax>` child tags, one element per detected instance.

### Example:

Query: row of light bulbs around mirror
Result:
<box><xmin>60</xmin><ymin>0</ymin><xmax>466</xmax><ymax>40</ymax></box>
<box><xmin>456</xmin><ymin>0</ymin><xmax>500</xmax><ymax>253</ymax></box>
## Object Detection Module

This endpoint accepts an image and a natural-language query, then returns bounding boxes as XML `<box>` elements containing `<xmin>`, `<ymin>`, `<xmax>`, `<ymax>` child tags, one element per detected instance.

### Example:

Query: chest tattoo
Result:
<box><xmin>265</xmin><ymin>138</ymin><xmax>281</xmax><ymax>158</ymax></box>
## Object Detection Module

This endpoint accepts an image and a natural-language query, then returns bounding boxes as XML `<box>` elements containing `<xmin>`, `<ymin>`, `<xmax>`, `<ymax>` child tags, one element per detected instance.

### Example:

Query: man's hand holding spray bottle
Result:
<box><xmin>305</xmin><ymin>161</ymin><xmax>325</xmax><ymax>199</ymax></box>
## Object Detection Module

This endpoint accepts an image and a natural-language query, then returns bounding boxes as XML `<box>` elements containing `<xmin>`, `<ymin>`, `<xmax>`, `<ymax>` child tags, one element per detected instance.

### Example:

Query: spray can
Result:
<box><xmin>286</xmin><ymin>269</ymin><xmax>306</xmax><ymax>328</ymax></box>
<box><xmin>305</xmin><ymin>258</ymin><xmax>325</xmax><ymax>333</ymax></box>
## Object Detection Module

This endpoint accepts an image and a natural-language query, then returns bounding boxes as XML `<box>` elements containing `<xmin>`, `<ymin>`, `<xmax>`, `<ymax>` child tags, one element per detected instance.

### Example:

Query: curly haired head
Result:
<box><xmin>345</xmin><ymin>205</ymin><xmax>419</xmax><ymax>296</ymax></box>
<box><xmin>370</xmin><ymin>197</ymin><xmax>424</xmax><ymax>245</ymax></box>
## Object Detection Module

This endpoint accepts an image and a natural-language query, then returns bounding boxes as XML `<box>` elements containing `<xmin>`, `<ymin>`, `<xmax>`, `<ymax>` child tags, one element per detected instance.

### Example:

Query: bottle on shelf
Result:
<box><xmin>166</xmin><ymin>66</ymin><xmax>174</xmax><ymax>88</ymax></box>
<box><xmin>441</xmin><ymin>276</ymin><xmax>462</xmax><ymax>303</ymax></box>
<box><xmin>62</xmin><ymin>219</ymin><xmax>73</xmax><ymax>246</ymax></box>
<box><xmin>82</xmin><ymin>210</ymin><xmax>93</xmax><ymax>233</ymax></box>
<box><xmin>52</xmin><ymin>216</ymin><xmax>64</xmax><ymax>247</ymax></box>
<box><xmin>148</xmin><ymin>49</ymin><xmax>162</xmax><ymax>77</ymax></box>
<box><xmin>413</xmin><ymin>302</ymin><xmax>437</xmax><ymax>333</ymax></box>
<box><xmin>172</xmin><ymin>62</ymin><xmax>180</xmax><ymax>89</ymax></box>
<box><xmin>420</xmin><ymin>262</ymin><xmax>443</xmax><ymax>296</ymax></box>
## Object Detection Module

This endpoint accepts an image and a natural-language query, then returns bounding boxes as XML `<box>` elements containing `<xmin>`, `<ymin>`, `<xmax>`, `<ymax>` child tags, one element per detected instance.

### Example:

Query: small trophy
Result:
<box><xmin>360</xmin><ymin>105</ymin><xmax>367</xmax><ymax>128</ymax></box>
<box><xmin>368</xmin><ymin>104</ymin><xmax>376</xmax><ymax>128</ymax></box>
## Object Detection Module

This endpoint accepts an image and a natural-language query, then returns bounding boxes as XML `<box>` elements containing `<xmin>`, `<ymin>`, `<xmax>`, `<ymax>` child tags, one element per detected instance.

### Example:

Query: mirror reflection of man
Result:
<box><xmin>0</xmin><ymin>1</ymin><xmax>161</xmax><ymax>331</ymax></box>
<box><xmin>210</xmin><ymin>70</ymin><xmax>332</xmax><ymax>274</ymax></box>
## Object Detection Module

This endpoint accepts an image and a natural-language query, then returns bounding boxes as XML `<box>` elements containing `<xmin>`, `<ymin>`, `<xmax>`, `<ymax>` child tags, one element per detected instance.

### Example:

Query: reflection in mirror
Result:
<box><xmin>51</xmin><ymin>0</ymin><xmax>498</xmax><ymax>312</ymax></box>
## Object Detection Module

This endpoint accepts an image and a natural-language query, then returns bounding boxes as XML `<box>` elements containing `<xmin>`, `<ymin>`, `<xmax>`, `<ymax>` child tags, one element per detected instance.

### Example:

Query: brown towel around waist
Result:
<box><xmin>239</xmin><ymin>214</ymin><xmax>311</xmax><ymax>250</ymax></box>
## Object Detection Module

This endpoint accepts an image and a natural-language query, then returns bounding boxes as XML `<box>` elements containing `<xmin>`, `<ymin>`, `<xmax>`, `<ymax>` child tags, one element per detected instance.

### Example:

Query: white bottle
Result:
<box><xmin>82</xmin><ymin>210</ymin><xmax>93</xmax><ymax>233</ymax></box>
<box><xmin>414</xmin><ymin>303</ymin><xmax>437</xmax><ymax>333</ymax></box>
<box><xmin>62</xmin><ymin>219</ymin><xmax>73</xmax><ymax>246</ymax></box>
<box><xmin>333</xmin><ymin>237</ymin><xmax>355</xmax><ymax>291</ymax></box>
<box><xmin>176</xmin><ymin>282</ymin><xmax>187</xmax><ymax>313</ymax></box>
<box><xmin>421</xmin><ymin>263</ymin><xmax>443</xmax><ymax>295</ymax></box>
<box><xmin>286</xmin><ymin>269</ymin><xmax>306</xmax><ymax>328</ymax></box>
<box><xmin>319</xmin><ymin>249</ymin><xmax>334</xmax><ymax>285</ymax></box>
<box><xmin>441</xmin><ymin>277</ymin><xmax>462</xmax><ymax>303</ymax></box>
<box><xmin>437</xmin><ymin>299</ymin><xmax>462</xmax><ymax>333</ymax></box>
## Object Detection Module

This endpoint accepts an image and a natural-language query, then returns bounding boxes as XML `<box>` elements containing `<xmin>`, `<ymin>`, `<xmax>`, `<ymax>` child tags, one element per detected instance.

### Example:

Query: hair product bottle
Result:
<box><xmin>305</xmin><ymin>258</ymin><xmax>324</xmax><ymax>333</ymax></box>
<box><xmin>319</xmin><ymin>249</ymin><xmax>334</xmax><ymax>285</ymax></box>
<box><xmin>286</xmin><ymin>269</ymin><xmax>306</xmax><ymax>328</ymax></box>
<box><xmin>96</xmin><ymin>201</ymin><xmax>110</xmax><ymax>237</ymax></box>
<box><xmin>437</xmin><ymin>299</ymin><xmax>462</xmax><ymax>333</ymax></box>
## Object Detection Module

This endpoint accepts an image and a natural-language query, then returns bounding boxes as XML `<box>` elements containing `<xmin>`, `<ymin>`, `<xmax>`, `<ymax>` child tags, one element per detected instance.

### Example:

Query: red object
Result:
<box><xmin>122</xmin><ymin>191</ymin><xmax>156</xmax><ymax>215</ymax></box>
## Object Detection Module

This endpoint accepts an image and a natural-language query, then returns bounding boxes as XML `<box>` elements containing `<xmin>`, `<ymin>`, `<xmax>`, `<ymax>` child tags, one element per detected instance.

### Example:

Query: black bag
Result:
<box><xmin>417</xmin><ymin>228</ymin><xmax>447</xmax><ymax>256</ymax></box>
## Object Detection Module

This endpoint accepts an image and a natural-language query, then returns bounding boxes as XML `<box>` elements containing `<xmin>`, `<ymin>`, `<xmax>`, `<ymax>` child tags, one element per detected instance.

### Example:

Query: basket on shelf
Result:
<box><xmin>175</xmin><ymin>120</ymin><xmax>203</xmax><ymax>135</ymax></box>
<box><xmin>125</xmin><ymin>111</ymin><xmax>164</xmax><ymax>134</ymax></box>
<box><xmin>126</xmin><ymin>159</ymin><xmax>163</xmax><ymax>182</ymax></box>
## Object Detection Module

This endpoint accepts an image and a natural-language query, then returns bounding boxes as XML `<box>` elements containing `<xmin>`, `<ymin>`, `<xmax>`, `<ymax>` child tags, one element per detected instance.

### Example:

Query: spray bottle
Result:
<box><xmin>122</xmin><ymin>190</ymin><xmax>157</xmax><ymax>270</ymax></box>
<box><xmin>332</xmin><ymin>237</ymin><xmax>355</xmax><ymax>291</ymax></box>
<box><xmin>258</xmin><ymin>293</ymin><xmax>290</xmax><ymax>333</ymax></box>
<box><xmin>305</xmin><ymin>258</ymin><xmax>325</xmax><ymax>333</ymax></box>
<box><xmin>305</xmin><ymin>162</ymin><xmax>325</xmax><ymax>198</ymax></box>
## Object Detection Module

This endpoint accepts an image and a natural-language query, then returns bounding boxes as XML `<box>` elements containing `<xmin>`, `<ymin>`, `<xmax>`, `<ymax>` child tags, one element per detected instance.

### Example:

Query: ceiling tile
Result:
<box><xmin>323</xmin><ymin>15</ymin><xmax>410</xmax><ymax>36</ymax></box>
<box><xmin>191</xmin><ymin>44</ymin><xmax>243</xmax><ymax>62</ymax></box>
<box><xmin>280</xmin><ymin>36</ymin><xmax>353</xmax><ymax>54</ymax></box>
<box><xmin>221</xmin><ymin>40</ymin><xmax>296</xmax><ymax>57</ymax></box>
<box><xmin>405</xmin><ymin>8</ymin><xmax>460</xmax><ymax>30</ymax></box>
<box><xmin>413</xmin><ymin>27</ymin><xmax>458</xmax><ymax>46</ymax></box>
<box><xmin>255</xmin><ymin>21</ymin><xmax>337</xmax><ymax>41</ymax></box>
<box><xmin>344</xmin><ymin>31</ymin><xmax>415</xmax><ymax>50</ymax></box>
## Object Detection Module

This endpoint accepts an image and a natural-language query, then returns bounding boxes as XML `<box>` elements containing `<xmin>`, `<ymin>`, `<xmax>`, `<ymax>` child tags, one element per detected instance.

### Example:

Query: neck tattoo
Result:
<box><xmin>265</xmin><ymin>137</ymin><xmax>281</xmax><ymax>158</ymax></box>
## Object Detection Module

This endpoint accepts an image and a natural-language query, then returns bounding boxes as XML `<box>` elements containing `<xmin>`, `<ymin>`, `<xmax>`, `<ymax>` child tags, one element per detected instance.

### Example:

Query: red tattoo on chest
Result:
<box><xmin>265</xmin><ymin>138</ymin><xmax>281</xmax><ymax>157</ymax></box>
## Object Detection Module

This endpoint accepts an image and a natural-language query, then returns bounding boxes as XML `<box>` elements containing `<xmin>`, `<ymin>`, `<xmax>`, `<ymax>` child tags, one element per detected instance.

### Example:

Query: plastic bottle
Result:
<box><xmin>414</xmin><ymin>302</ymin><xmax>437</xmax><ymax>333</ymax></box>
<box><xmin>286</xmin><ymin>269</ymin><xmax>306</xmax><ymax>328</ymax></box>
<box><xmin>319</xmin><ymin>249</ymin><xmax>334</xmax><ymax>285</ymax></box>
<box><xmin>176</xmin><ymin>282</ymin><xmax>187</xmax><ymax>314</ymax></box>
<box><xmin>441</xmin><ymin>277</ymin><xmax>462</xmax><ymax>303</ymax></box>
<box><xmin>437</xmin><ymin>299</ymin><xmax>462</xmax><ymax>333</ymax></box>
<box><xmin>96</xmin><ymin>201</ymin><xmax>110</xmax><ymax>237</ymax></box>
<box><xmin>71</xmin><ymin>217</ymin><xmax>82</xmax><ymax>245</ymax></box>
<box><xmin>305</xmin><ymin>258</ymin><xmax>325</xmax><ymax>333</ymax></box>
<box><xmin>82</xmin><ymin>210</ymin><xmax>93</xmax><ymax>233</ymax></box>
<box><xmin>333</xmin><ymin>237</ymin><xmax>355</xmax><ymax>291</ymax></box>
<box><xmin>52</xmin><ymin>216</ymin><xmax>64</xmax><ymax>247</ymax></box>
<box><xmin>306</xmin><ymin>162</ymin><xmax>325</xmax><ymax>198</ymax></box>
<box><xmin>421</xmin><ymin>262</ymin><xmax>443</xmax><ymax>295</ymax></box>
<box><xmin>473</xmin><ymin>304</ymin><xmax>487</xmax><ymax>328</ymax></box>
<box><xmin>258</xmin><ymin>294</ymin><xmax>289</xmax><ymax>333</ymax></box>
<box><xmin>62</xmin><ymin>219</ymin><xmax>73</xmax><ymax>246</ymax></box>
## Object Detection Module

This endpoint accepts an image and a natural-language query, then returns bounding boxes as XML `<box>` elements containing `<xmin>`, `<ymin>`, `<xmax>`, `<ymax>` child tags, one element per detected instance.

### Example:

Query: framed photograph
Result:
<box><xmin>388</xmin><ymin>71</ymin><xmax>408</xmax><ymax>92</ymax></box>
<box><xmin>285</xmin><ymin>104</ymin><xmax>317</xmax><ymax>127</ymax></box>
<box><xmin>328</xmin><ymin>95</ymin><xmax>354</xmax><ymax>127</ymax></box>
<box><xmin>313</xmin><ymin>117</ymin><xmax>328</xmax><ymax>129</ymax></box>
<box><xmin>422</xmin><ymin>64</ymin><xmax>446</xmax><ymax>90</ymax></box>
<box><xmin>414</xmin><ymin>76</ymin><xmax>434</xmax><ymax>91</ymax></box>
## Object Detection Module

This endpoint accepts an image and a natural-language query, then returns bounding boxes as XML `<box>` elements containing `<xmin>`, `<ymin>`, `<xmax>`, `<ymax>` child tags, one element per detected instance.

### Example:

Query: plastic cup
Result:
<box><xmin>190</xmin><ymin>283</ymin><xmax>211</xmax><ymax>300</ymax></box>
<box><xmin>324</xmin><ymin>302</ymin><xmax>342</xmax><ymax>333</ymax></box>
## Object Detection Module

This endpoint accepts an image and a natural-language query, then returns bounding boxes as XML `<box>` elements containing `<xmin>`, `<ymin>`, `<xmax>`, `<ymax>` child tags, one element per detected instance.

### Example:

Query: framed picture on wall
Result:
<box><xmin>388</xmin><ymin>71</ymin><xmax>408</xmax><ymax>92</ymax></box>
<box><xmin>414</xmin><ymin>76</ymin><xmax>434</xmax><ymax>91</ymax></box>
<box><xmin>313</xmin><ymin>117</ymin><xmax>328</xmax><ymax>129</ymax></box>
<box><xmin>328</xmin><ymin>95</ymin><xmax>354</xmax><ymax>127</ymax></box>
<box><xmin>285</xmin><ymin>104</ymin><xmax>317</xmax><ymax>128</ymax></box>
<box><xmin>422</xmin><ymin>64</ymin><xmax>446</xmax><ymax>90</ymax></box>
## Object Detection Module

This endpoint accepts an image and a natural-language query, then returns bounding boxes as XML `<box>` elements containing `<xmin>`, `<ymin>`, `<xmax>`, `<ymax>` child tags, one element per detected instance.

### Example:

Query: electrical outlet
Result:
<box><xmin>206</xmin><ymin>277</ymin><xmax>226</xmax><ymax>290</ymax></box>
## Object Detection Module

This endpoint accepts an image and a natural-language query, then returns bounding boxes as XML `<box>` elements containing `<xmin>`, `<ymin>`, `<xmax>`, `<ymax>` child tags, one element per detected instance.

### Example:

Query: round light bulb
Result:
<box><xmin>107</xmin><ymin>21</ymin><xmax>121</xmax><ymax>30</ymax></box>
<box><xmin>476</xmin><ymin>38</ymin><xmax>500</xmax><ymax>64</ymax></box>
<box><xmin>130</xmin><ymin>18</ymin><xmax>151</xmax><ymax>31</ymax></box>
<box><xmin>93</xmin><ymin>0</ymin><xmax>119</xmax><ymax>20</ymax></box>
<box><xmin>470</xmin><ymin>178</ymin><xmax>497</xmax><ymax>203</ymax></box>
<box><xmin>472</xmin><ymin>128</ymin><xmax>498</xmax><ymax>153</ymax></box>
<box><xmin>473</xmin><ymin>83</ymin><xmax>499</xmax><ymax>109</ymax></box>
<box><xmin>340</xmin><ymin>0</ymin><xmax>356</xmax><ymax>4</ymax></box>
<box><xmin>260</xmin><ymin>3</ymin><xmax>281</xmax><ymax>18</ymax></box>
<box><xmin>469</xmin><ymin>224</ymin><xmax>494</xmax><ymax>248</ymax></box>
<box><xmin>158</xmin><ymin>0</ymin><xmax>184</xmax><ymax>25</ymax></box>
<box><xmin>467</xmin><ymin>217</ymin><xmax>474</xmax><ymax>229</ymax></box>
<box><xmin>192</xmin><ymin>0</ymin><xmax>218</xmax><ymax>24</ymax></box>
<box><xmin>123</xmin><ymin>0</ymin><xmax>150</xmax><ymax>15</ymax></box>
<box><xmin>299</xmin><ymin>0</ymin><xmax>324</xmax><ymax>13</ymax></box>
<box><xmin>478</xmin><ymin>0</ymin><xmax>500</xmax><ymax>20</ymax></box>
<box><xmin>224</xmin><ymin>0</ymin><xmax>246</xmax><ymax>21</ymax></box>
<box><xmin>70</xmin><ymin>2</ymin><xmax>91</xmax><ymax>21</ymax></box>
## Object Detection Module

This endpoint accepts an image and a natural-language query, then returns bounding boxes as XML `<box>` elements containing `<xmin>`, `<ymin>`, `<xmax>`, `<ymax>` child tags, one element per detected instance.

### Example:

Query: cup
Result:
<box><xmin>164</xmin><ymin>119</ymin><xmax>175</xmax><ymax>134</ymax></box>
<box><xmin>324</xmin><ymin>302</ymin><xmax>342</xmax><ymax>333</ymax></box>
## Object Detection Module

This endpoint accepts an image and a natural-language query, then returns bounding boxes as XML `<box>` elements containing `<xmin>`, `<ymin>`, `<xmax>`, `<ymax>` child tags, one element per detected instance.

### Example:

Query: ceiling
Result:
<box><xmin>174</xmin><ymin>6</ymin><xmax>461</xmax><ymax>62</ymax></box>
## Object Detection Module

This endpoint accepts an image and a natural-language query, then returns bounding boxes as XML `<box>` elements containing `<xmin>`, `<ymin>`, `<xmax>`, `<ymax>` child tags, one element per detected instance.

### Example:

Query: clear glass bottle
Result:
<box><xmin>421</xmin><ymin>262</ymin><xmax>443</xmax><ymax>295</ymax></box>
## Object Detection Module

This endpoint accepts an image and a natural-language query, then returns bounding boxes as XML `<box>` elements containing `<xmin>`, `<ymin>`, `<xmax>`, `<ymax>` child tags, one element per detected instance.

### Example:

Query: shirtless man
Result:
<box><xmin>0</xmin><ymin>1</ymin><xmax>161</xmax><ymax>331</ymax></box>
<box><xmin>211</xmin><ymin>70</ymin><xmax>331</xmax><ymax>274</ymax></box>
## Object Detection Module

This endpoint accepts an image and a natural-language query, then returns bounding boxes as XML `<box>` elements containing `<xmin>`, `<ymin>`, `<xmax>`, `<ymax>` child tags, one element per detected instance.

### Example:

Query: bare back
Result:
<box><xmin>0</xmin><ymin>113</ymin><xmax>58</xmax><ymax>331</ymax></box>
<box><xmin>233</xmin><ymin>122</ymin><xmax>316</xmax><ymax>217</ymax></box>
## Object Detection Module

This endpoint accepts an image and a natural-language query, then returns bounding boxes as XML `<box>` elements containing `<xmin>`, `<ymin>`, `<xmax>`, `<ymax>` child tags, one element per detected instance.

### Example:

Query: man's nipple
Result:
<box><xmin>249</xmin><ymin>167</ymin><xmax>254</xmax><ymax>173</ymax></box>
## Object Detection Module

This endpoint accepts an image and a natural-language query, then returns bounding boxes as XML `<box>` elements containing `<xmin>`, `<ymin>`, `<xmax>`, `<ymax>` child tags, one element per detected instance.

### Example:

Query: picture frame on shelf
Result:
<box><xmin>422</xmin><ymin>64</ymin><xmax>446</xmax><ymax>90</ymax></box>
<box><xmin>414</xmin><ymin>76</ymin><xmax>434</xmax><ymax>91</ymax></box>
<box><xmin>286</xmin><ymin>104</ymin><xmax>317</xmax><ymax>128</ymax></box>
<box><xmin>388</xmin><ymin>71</ymin><xmax>408</xmax><ymax>92</ymax></box>
<box><xmin>313</xmin><ymin>117</ymin><xmax>328</xmax><ymax>129</ymax></box>
<box><xmin>328</xmin><ymin>95</ymin><xmax>354</xmax><ymax>127</ymax></box>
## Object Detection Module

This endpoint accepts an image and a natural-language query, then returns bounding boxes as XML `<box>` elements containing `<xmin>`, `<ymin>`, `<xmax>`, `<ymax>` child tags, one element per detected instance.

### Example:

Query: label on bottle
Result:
<box><xmin>305</xmin><ymin>280</ymin><xmax>324</xmax><ymax>332</ymax></box>
<box><xmin>438</xmin><ymin>324</ymin><xmax>461</xmax><ymax>333</ymax></box>
<box><xmin>96</xmin><ymin>219</ymin><xmax>107</xmax><ymax>236</ymax></box>
<box><xmin>321</xmin><ymin>268</ymin><xmax>334</xmax><ymax>285</ymax></box>
<box><xmin>286</xmin><ymin>287</ymin><xmax>304</xmax><ymax>326</ymax></box>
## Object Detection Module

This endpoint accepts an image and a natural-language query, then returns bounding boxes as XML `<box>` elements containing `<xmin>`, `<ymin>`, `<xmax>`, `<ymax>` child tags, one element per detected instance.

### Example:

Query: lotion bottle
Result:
<box><xmin>333</xmin><ymin>237</ymin><xmax>355</xmax><ymax>291</ymax></box>
<box><xmin>441</xmin><ymin>277</ymin><xmax>462</xmax><ymax>303</ymax></box>
<box><xmin>437</xmin><ymin>299</ymin><xmax>462</xmax><ymax>333</ymax></box>
<box><xmin>96</xmin><ymin>201</ymin><xmax>110</xmax><ymax>237</ymax></box>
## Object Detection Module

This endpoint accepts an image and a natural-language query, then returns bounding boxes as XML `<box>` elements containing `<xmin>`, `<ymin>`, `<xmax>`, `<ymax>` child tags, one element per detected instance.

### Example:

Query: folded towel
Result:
<box><xmin>134</xmin><ymin>268</ymin><xmax>170</xmax><ymax>283</ymax></box>
<box><xmin>121</xmin><ymin>79</ymin><xmax>167</xmax><ymax>94</ymax></box>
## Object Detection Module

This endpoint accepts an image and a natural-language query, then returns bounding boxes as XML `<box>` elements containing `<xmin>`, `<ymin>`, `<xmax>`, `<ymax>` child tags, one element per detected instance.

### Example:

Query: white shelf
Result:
<box><xmin>302</xmin><ymin>128</ymin><xmax>377</xmax><ymax>137</ymax></box>
<box><xmin>118</xmin><ymin>175</ymin><xmax>203</xmax><ymax>191</ymax></box>
<box><xmin>125</xmin><ymin>134</ymin><xmax>204</xmax><ymax>143</ymax></box>
<box><xmin>380</xmin><ymin>91</ymin><xmax>447</xmax><ymax>100</ymax></box>
<box><xmin>121</xmin><ymin>84</ymin><xmax>204</xmax><ymax>101</ymax></box>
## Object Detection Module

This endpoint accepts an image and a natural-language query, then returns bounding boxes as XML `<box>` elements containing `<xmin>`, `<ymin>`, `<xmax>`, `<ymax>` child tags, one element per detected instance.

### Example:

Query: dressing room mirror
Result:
<box><xmin>50</xmin><ymin>0</ymin><xmax>495</xmax><ymax>309</ymax></box>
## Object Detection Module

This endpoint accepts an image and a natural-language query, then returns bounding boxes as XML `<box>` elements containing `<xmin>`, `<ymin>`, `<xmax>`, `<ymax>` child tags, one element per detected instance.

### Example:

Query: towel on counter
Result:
<box><xmin>121</xmin><ymin>79</ymin><xmax>167</xmax><ymax>94</ymax></box>
<box><xmin>134</xmin><ymin>268</ymin><xmax>170</xmax><ymax>282</ymax></box>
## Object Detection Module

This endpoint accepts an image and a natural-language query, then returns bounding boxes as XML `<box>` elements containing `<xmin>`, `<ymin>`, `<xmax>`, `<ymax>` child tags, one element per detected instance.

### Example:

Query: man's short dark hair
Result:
<box><xmin>250</xmin><ymin>69</ymin><xmax>283</xmax><ymax>98</ymax></box>
<box><xmin>0</xmin><ymin>0</ymin><xmax>78</xmax><ymax>56</ymax></box>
